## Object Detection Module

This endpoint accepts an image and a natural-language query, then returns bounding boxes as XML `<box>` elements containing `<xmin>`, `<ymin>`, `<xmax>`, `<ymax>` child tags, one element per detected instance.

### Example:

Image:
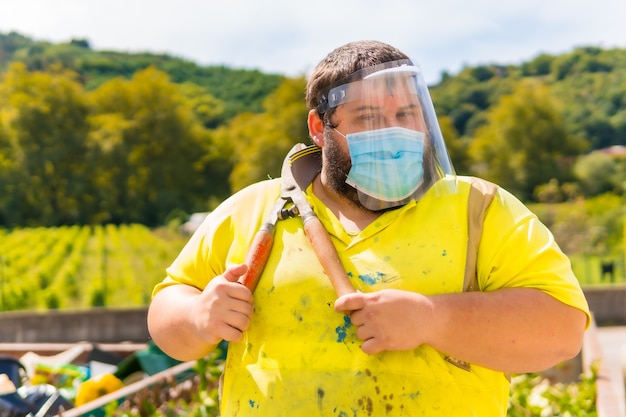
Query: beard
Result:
<box><xmin>322</xmin><ymin>132</ymin><xmax>363</xmax><ymax>209</ymax></box>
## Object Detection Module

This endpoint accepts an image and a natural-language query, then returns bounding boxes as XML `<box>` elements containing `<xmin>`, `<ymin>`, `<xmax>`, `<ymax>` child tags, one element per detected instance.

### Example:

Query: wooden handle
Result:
<box><xmin>304</xmin><ymin>217</ymin><xmax>356</xmax><ymax>297</ymax></box>
<box><xmin>238</xmin><ymin>228</ymin><xmax>274</xmax><ymax>291</ymax></box>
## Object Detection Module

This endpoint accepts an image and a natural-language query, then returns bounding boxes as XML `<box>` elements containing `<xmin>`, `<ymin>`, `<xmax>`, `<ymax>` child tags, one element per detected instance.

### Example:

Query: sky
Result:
<box><xmin>0</xmin><ymin>0</ymin><xmax>624</xmax><ymax>85</ymax></box>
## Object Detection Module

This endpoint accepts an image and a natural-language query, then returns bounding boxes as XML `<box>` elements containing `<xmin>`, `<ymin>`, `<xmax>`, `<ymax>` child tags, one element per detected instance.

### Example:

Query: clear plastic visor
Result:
<box><xmin>321</xmin><ymin>61</ymin><xmax>456</xmax><ymax>209</ymax></box>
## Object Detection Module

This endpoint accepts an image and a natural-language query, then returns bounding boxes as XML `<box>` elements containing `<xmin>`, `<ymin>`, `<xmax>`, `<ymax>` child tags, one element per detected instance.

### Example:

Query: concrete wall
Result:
<box><xmin>0</xmin><ymin>307</ymin><xmax>150</xmax><ymax>343</ymax></box>
<box><xmin>584</xmin><ymin>285</ymin><xmax>626</xmax><ymax>325</ymax></box>
<box><xmin>0</xmin><ymin>285</ymin><xmax>625</xmax><ymax>343</ymax></box>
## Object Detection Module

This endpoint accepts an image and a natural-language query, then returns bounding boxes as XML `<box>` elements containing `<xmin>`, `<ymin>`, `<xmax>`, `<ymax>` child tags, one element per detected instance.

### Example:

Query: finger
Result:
<box><xmin>221</xmin><ymin>265</ymin><xmax>254</xmax><ymax>302</ymax></box>
<box><xmin>347</xmin><ymin>308</ymin><xmax>367</xmax><ymax>326</ymax></box>
<box><xmin>204</xmin><ymin>276</ymin><xmax>252</xmax><ymax>305</ymax></box>
<box><xmin>360</xmin><ymin>338</ymin><xmax>383</xmax><ymax>355</ymax></box>
<box><xmin>334</xmin><ymin>292</ymin><xmax>366</xmax><ymax>313</ymax></box>
<box><xmin>354</xmin><ymin>322</ymin><xmax>372</xmax><ymax>341</ymax></box>
<box><xmin>223</xmin><ymin>264</ymin><xmax>248</xmax><ymax>282</ymax></box>
<box><xmin>228</xmin><ymin>297</ymin><xmax>254</xmax><ymax>318</ymax></box>
<box><xmin>226</xmin><ymin>308</ymin><xmax>252</xmax><ymax>333</ymax></box>
<box><xmin>217</xmin><ymin>322</ymin><xmax>245</xmax><ymax>343</ymax></box>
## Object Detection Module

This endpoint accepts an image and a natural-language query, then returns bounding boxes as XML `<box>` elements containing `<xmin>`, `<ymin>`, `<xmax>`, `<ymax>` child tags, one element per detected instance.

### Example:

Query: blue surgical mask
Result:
<box><xmin>339</xmin><ymin>126</ymin><xmax>425</xmax><ymax>210</ymax></box>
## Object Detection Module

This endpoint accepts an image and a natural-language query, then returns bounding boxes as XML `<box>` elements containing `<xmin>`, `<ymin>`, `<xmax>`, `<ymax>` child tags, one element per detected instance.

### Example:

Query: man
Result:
<box><xmin>148</xmin><ymin>40</ymin><xmax>589</xmax><ymax>416</ymax></box>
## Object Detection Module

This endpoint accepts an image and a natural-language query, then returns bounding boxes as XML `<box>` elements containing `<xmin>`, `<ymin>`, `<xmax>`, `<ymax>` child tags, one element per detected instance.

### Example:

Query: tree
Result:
<box><xmin>438</xmin><ymin>116</ymin><xmax>471</xmax><ymax>175</ymax></box>
<box><xmin>0</xmin><ymin>108</ymin><xmax>19</xmax><ymax>226</ymax></box>
<box><xmin>574</xmin><ymin>152</ymin><xmax>624</xmax><ymax>196</ymax></box>
<box><xmin>215</xmin><ymin>76</ymin><xmax>309</xmax><ymax>192</ymax></box>
<box><xmin>88</xmin><ymin>67</ymin><xmax>212</xmax><ymax>225</ymax></box>
<box><xmin>178</xmin><ymin>82</ymin><xmax>226</xmax><ymax>129</ymax></box>
<box><xmin>521</xmin><ymin>53</ymin><xmax>555</xmax><ymax>77</ymax></box>
<box><xmin>469</xmin><ymin>80</ymin><xmax>588</xmax><ymax>200</ymax></box>
<box><xmin>0</xmin><ymin>63</ymin><xmax>91</xmax><ymax>226</ymax></box>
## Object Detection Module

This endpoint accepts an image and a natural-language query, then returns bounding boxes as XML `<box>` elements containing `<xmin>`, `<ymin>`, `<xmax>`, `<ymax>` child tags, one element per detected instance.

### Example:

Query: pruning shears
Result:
<box><xmin>238</xmin><ymin>143</ymin><xmax>356</xmax><ymax>298</ymax></box>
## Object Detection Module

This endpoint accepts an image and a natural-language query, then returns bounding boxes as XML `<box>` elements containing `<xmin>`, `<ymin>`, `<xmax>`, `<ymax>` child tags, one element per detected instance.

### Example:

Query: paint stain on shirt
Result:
<box><xmin>335</xmin><ymin>314</ymin><xmax>352</xmax><ymax>342</ymax></box>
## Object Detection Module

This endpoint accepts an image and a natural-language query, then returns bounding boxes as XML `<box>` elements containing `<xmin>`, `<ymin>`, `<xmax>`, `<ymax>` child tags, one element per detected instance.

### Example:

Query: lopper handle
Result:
<box><xmin>303</xmin><ymin>216</ymin><xmax>356</xmax><ymax>297</ymax></box>
<box><xmin>238</xmin><ymin>228</ymin><xmax>275</xmax><ymax>291</ymax></box>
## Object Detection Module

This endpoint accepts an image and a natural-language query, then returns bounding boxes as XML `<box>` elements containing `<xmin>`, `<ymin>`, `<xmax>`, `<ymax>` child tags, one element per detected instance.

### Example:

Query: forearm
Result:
<box><xmin>147</xmin><ymin>285</ymin><xmax>219</xmax><ymax>361</ymax></box>
<box><xmin>426</xmin><ymin>287</ymin><xmax>587</xmax><ymax>373</ymax></box>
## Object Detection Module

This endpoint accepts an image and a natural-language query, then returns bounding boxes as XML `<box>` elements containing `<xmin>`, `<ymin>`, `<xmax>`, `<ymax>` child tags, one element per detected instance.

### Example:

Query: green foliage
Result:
<box><xmin>431</xmin><ymin>46</ymin><xmax>626</xmax><ymax>155</ymax></box>
<box><xmin>108</xmin><ymin>353</ymin><xmax>224</xmax><ymax>417</ymax></box>
<box><xmin>534</xmin><ymin>179</ymin><xmax>582</xmax><ymax>204</ymax></box>
<box><xmin>88</xmin><ymin>67</ymin><xmax>215</xmax><ymax>225</ymax></box>
<box><xmin>217</xmin><ymin>76</ymin><xmax>309</xmax><ymax>191</ymax></box>
<box><xmin>0</xmin><ymin>225</ymin><xmax>187</xmax><ymax>312</ymax></box>
<box><xmin>439</xmin><ymin>115</ymin><xmax>472</xmax><ymax>174</ymax></box>
<box><xmin>521</xmin><ymin>53</ymin><xmax>556</xmax><ymax>77</ymax></box>
<box><xmin>574</xmin><ymin>152</ymin><xmax>622</xmax><ymax>196</ymax></box>
<box><xmin>0</xmin><ymin>32</ymin><xmax>290</xmax><ymax>226</ymax></box>
<box><xmin>0</xmin><ymin>63</ymin><xmax>235</xmax><ymax>226</ymax></box>
<box><xmin>101</xmin><ymin>352</ymin><xmax>598</xmax><ymax>417</ymax></box>
<box><xmin>178</xmin><ymin>82</ymin><xmax>226</xmax><ymax>129</ymax></box>
<box><xmin>430</xmin><ymin>64</ymin><xmax>519</xmax><ymax>136</ymax></box>
<box><xmin>469</xmin><ymin>80</ymin><xmax>587</xmax><ymax>200</ymax></box>
<box><xmin>508</xmin><ymin>363</ymin><xmax>598</xmax><ymax>417</ymax></box>
<box><xmin>577</xmin><ymin>153</ymin><xmax>626</xmax><ymax>202</ymax></box>
<box><xmin>431</xmin><ymin>46</ymin><xmax>626</xmax><ymax>202</ymax></box>
<box><xmin>0</xmin><ymin>62</ymin><xmax>92</xmax><ymax>226</ymax></box>
<box><xmin>529</xmin><ymin>193</ymin><xmax>626</xmax><ymax>261</ymax></box>
<box><xmin>524</xmin><ymin>190</ymin><xmax>626</xmax><ymax>286</ymax></box>
<box><xmin>0</xmin><ymin>31</ymin><xmax>283</xmax><ymax>121</ymax></box>
<box><xmin>2</xmin><ymin>31</ymin><xmax>626</xmax><ymax>225</ymax></box>
<box><xmin>551</xmin><ymin>68</ymin><xmax>626</xmax><ymax>150</ymax></box>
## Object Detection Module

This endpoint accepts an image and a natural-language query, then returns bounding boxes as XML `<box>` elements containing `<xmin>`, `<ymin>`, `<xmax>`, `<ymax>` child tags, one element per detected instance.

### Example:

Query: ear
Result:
<box><xmin>307</xmin><ymin>109</ymin><xmax>325</xmax><ymax>147</ymax></box>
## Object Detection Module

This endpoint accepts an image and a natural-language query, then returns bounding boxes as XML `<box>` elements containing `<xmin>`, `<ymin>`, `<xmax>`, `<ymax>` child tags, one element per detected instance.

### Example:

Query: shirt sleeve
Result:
<box><xmin>478</xmin><ymin>186</ymin><xmax>591</xmax><ymax>327</ymax></box>
<box><xmin>152</xmin><ymin>179</ymin><xmax>282</xmax><ymax>297</ymax></box>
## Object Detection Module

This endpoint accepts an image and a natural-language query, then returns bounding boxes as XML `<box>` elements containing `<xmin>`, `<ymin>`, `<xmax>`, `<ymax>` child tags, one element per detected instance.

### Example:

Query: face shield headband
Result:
<box><xmin>317</xmin><ymin>59</ymin><xmax>457</xmax><ymax>210</ymax></box>
<box><xmin>316</xmin><ymin>59</ymin><xmax>413</xmax><ymax>116</ymax></box>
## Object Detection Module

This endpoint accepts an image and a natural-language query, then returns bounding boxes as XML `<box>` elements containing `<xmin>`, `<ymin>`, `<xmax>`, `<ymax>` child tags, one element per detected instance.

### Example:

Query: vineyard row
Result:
<box><xmin>0</xmin><ymin>225</ymin><xmax>188</xmax><ymax>311</ymax></box>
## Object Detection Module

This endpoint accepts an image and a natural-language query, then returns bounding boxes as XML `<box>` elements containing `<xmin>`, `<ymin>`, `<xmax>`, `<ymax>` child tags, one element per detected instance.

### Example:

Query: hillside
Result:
<box><xmin>0</xmin><ymin>31</ymin><xmax>284</xmax><ymax>121</ymax></box>
<box><xmin>429</xmin><ymin>45</ymin><xmax>626</xmax><ymax>150</ymax></box>
<box><xmin>1</xmin><ymin>31</ymin><xmax>626</xmax><ymax>226</ymax></box>
<box><xmin>3</xmin><ymin>31</ymin><xmax>625</xmax><ymax>151</ymax></box>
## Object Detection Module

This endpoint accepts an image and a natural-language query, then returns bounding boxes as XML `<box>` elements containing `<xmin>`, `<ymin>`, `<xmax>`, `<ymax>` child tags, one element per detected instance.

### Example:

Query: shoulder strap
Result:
<box><xmin>446</xmin><ymin>178</ymin><xmax>499</xmax><ymax>372</ymax></box>
<box><xmin>463</xmin><ymin>177</ymin><xmax>498</xmax><ymax>292</ymax></box>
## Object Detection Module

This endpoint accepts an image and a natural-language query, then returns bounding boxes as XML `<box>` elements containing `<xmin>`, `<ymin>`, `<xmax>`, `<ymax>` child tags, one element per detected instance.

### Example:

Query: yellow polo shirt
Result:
<box><xmin>154</xmin><ymin>176</ymin><xmax>590</xmax><ymax>417</ymax></box>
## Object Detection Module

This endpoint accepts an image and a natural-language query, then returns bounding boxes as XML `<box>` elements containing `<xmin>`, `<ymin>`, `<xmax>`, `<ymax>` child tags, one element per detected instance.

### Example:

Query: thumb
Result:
<box><xmin>334</xmin><ymin>291</ymin><xmax>365</xmax><ymax>314</ymax></box>
<box><xmin>223</xmin><ymin>263</ymin><xmax>248</xmax><ymax>282</ymax></box>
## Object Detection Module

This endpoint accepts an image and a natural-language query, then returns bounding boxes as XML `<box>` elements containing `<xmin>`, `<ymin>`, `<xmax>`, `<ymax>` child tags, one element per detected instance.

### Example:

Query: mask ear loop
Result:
<box><xmin>332</xmin><ymin>128</ymin><xmax>347</xmax><ymax>140</ymax></box>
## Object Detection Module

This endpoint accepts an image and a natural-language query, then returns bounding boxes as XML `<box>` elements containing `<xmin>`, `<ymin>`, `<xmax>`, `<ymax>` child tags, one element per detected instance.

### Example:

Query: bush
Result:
<box><xmin>508</xmin><ymin>362</ymin><xmax>598</xmax><ymax>417</ymax></box>
<box><xmin>105</xmin><ymin>355</ymin><xmax>598</xmax><ymax>417</ymax></box>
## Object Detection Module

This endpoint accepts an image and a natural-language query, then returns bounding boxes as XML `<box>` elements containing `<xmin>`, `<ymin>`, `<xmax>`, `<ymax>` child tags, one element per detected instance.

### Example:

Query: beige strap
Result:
<box><xmin>463</xmin><ymin>177</ymin><xmax>498</xmax><ymax>292</ymax></box>
<box><xmin>445</xmin><ymin>178</ymin><xmax>499</xmax><ymax>372</ymax></box>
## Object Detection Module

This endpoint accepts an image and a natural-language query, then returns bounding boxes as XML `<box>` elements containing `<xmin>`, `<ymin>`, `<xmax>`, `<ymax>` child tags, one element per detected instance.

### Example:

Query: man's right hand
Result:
<box><xmin>190</xmin><ymin>263</ymin><xmax>254</xmax><ymax>345</ymax></box>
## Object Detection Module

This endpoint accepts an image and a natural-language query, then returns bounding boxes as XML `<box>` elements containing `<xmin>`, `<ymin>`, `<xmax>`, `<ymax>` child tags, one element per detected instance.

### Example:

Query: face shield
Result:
<box><xmin>317</xmin><ymin>59</ymin><xmax>456</xmax><ymax>210</ymax></box>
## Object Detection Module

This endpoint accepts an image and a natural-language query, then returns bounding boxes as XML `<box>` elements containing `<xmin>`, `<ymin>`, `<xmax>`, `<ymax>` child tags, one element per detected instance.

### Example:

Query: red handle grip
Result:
<box><xmin>238</xmin><ymin>229</ymin><xmax>274</xmax><ymax>291</ymax></box>
<box><xmin>304</xmin><ymin>217</ymin><xmax>356</xmax><ymax>297</ymax></box>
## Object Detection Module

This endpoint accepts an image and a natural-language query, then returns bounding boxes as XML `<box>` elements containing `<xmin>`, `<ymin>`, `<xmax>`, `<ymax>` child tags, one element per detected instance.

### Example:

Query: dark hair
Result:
<box><xmin>305</xmin><ymin>40</ymin><xmax>410</xmax><ymax>123</ymax></box>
